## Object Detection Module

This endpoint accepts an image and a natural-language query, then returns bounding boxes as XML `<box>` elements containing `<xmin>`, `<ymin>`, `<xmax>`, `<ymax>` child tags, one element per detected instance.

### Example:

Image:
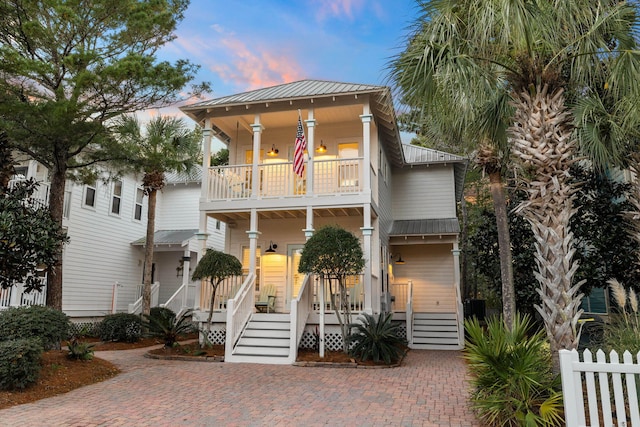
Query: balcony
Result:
<box><xmin>206</xmin><ymin>158</ymin><xmax>363</xmax><ymax>201</ymax></box>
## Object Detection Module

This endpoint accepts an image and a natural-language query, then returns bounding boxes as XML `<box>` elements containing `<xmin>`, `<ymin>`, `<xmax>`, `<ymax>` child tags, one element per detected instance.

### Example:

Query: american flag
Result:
<box><xmin>293</xmin><ymin>114</ymin><xmax>307</xmax><ymax>177</ymax></box>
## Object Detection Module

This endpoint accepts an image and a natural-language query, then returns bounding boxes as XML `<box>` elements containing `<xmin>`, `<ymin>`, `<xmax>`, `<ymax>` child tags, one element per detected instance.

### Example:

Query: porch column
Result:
<box><xmin>200</xmin><ymin>119</ymin><xmax>212</xmax><ymax>202</ymax></box>
<box><xmin>452</xmin><ymin>241</ymin><xmax>464</xmax><ymax>345</ymax></box>
<box><xmin>181</xmin><ymin>249</ymin><xmax>191</xmax><ymax>310</ymax></box>
<box><xmin>303</xmin><ymin>205</ymin><xmax>314</xmax><ymax>240</ymax></box>
<box><xmin>360</xmin><ymin>103</ymin><xmax>373</xmax><ymax>195</ymax></box>
<box><xmin>305</xmin><ymin>109</ymin><xmax>315</xmax><ymax>197</ymax></box>
<box><xmin>194</xmin><ymin>215</ymin><xmax>209</xmax><ymax>310</ymax></box>
<box><xmin>247</xmin><ymin>208</ymin><xmax>260</xmax><ymax>274</ymax></box>
<box><xmin>361</xmin><ymin>203</ymin><xmax>374</xmax><ymax>314</ymax></box>
<box><xmin>251</xmin><ymin>116</ymin><xmax>263</xmax><ymax>198</ymax></box>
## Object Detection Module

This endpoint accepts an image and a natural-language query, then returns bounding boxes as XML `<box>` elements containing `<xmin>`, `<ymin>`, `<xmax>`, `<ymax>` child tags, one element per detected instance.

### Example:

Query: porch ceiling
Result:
<box><xmin>209</xmin><ymin>206</ymin><xmax>364</xmax><ymax>223</ymax></box>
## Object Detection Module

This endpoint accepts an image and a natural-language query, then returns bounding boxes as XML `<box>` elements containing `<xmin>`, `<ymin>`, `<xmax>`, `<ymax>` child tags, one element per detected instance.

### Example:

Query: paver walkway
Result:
<box><xmin>0</xmin><ymin>348</ymin><xmax>480</xmax><ymax>427</ymax></box>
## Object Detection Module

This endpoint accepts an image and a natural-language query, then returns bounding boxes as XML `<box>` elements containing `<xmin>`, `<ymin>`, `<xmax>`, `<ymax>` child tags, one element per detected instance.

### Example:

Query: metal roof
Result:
<box><xmin>165</xmin><ymin>165</ymin><xmax>202</xmax><ymax>185</ymax></box>
<box><xmin>131</xmin><ymin>229</ymin><xmax>198</xmax><ymax>246</ymax></box>
<box><xmin>389</xmin><ymin>219</ymin><xmax>460</xmax><ymax>236</ymax></box>
<box><xmin>185</xmin><ymin>80</ymin><xmax>391</xmax><ymax>108</ymax></box>
<box><xmin>401</xmin><ymin>144</ymin><xmax>468</xmax><ymax>203</ymax></box>
<box><xmin>180</xmin><ymin>79</ymin><xmax>405</xmax><ymax>167</ymax></box>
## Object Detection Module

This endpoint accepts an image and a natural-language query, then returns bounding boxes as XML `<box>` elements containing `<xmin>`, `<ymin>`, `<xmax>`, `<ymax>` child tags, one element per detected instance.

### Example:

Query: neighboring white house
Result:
<box><xmin>2</xmin><ymin>158</ymin><xmax>225</xmax><ymax>321</ymax></box>
<box><xmin>179</xmin><ymin>80</ymin><xmax>468</xmax><ymax>364</ymax></box>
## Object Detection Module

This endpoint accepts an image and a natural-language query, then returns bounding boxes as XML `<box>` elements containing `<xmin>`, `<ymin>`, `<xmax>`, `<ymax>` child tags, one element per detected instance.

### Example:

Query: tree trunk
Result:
<box><xmin>142</xmin><ymin>188</ymin><xmax>157</xmax><ymax>317</ymax></box>
<box><xmin>46</xmin><ymin>168</ymin><xmax>66</xmax><ymax>310</ymax></box>
<box><xmin>510</xmin><ymin>85</ymin><xmax>584</xmax><ymax>373</ymax></box>
<box><xmin>205</xmin><ymin>280</ymin><xmax>218</xmax><ymax>344</ymax></box>
<box><xmin>488</xmin><ymin>170</ymin><xmax>515</xmax><ymax>329</ymax></box>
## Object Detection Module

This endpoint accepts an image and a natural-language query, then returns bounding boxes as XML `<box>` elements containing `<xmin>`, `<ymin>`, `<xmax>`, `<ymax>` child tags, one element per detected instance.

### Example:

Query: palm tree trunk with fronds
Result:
<box><xmin>510</xmin><ymin>85</ymin><xmax>584</xmax><ymax>373</ymax></box>
<box><xmin>476</xmin><ymin>142</ymin><xmax>515</xmax><ymax>329</ymax></box>
<box><xmin>142</xmin><ymin>187</ymin><xmax>157</xmax><ymax>318</ymax></box>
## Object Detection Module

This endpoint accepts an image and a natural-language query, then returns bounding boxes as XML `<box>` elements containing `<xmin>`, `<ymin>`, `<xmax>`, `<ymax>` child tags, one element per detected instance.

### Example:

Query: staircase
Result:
<box><xmin>411</xmin><ymin>312</ymin><xmax>462</xmax><ymax>350</ymax></box>
<box><xmin>228</xmin><ymin>313</ymin><xmax>293</xmax><ymax>364</ymax></box>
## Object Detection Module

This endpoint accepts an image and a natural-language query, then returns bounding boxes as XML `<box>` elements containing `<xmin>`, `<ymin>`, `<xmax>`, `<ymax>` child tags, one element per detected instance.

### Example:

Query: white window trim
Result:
<box><xmin>82</xmin><ymin>183</ymin><xmax>97</xmax><ymax>210</ymax></box>
<box><xmin>110</xmin><ymin>179</ymin><xmax>123</xmax><ymax>217</ymax></box>
<box><xmin>133</xmin><ymin>188</ymin><xmax>144</xmax><ymax>221</ymax></box>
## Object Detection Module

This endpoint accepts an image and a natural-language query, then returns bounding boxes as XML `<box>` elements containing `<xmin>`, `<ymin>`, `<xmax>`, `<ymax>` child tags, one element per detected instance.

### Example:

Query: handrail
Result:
<box><xmin>406</xmin><ymin>280</ymin><xmax>413</xmax><ymax>346</ymax></box>
<box><xmin>454</xmin><ymin>280</ymin><xmax>464</xmax><ymax>346</ymax></box>
<box><xmin>128</xmin><ymin>282</ymin><xmax>160</xmax><ymax>314</ymax></box>
<box><xmin>161</xmin><ymin>282</ymin><xmax>197</xmax><ymax>318</ymax></box>
<box><xmin>289</xmin><ymin>274</ymin><xmax>312</xmax><ymax>363</ymax></box>
<box><xmin>225</xmin><ymin>273</ymin><xmax>255</xmax><ymax>356</ymax></box>
<box><xmin>207</xmin><ymin>157</ymin><xmax>364</xmax><ymax>200</ymax></box>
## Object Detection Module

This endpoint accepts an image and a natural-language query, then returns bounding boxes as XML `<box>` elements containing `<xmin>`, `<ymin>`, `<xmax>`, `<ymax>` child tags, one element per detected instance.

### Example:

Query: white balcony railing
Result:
<box><xmin>207</xmin><ymin>158</ymin><xmax>363</xmax><ymax>201</ymax></box>
<box><xmin>8</xmin><ymin>178</ymin><xmax>51</xmax><ymax>210</ymax></box>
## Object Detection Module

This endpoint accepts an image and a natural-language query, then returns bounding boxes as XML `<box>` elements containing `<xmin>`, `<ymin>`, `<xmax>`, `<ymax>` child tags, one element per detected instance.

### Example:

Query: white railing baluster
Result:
<box><xmin>290</xmin><ymin>274</ymin><xmax>311</xmax><ymax>363</ymax></box>
<box><xmin>225</xmin><ymin>273</ymin><xmax>255</xmax><ymax>360</ymax></box>
<box><xmin>206</xmin><ymin>158</ymin><xmax>364</xmax><ymax>201</ymax></box>
<box><xmin>560</xmin><ymin>348</ymin><xmax>640</xmax><ymax>426</ymax></box>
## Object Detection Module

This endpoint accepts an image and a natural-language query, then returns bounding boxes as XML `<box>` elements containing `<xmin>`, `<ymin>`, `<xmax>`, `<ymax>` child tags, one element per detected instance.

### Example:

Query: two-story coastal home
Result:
<box><xmin>2</xmin><ymin>159</ymin><xmax>224</xmax><ymax>321</ymax></box>
<box><xmin>180</xmin><ymin>80</ymin><xmax>467</xmax><ymax>364</ymax></box>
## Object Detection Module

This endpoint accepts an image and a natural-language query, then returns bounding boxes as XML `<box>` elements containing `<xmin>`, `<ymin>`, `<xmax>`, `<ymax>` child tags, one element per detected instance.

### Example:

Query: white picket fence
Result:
<box><xmin>560</xmin><ymin>348</ymin><xmax>640</xmax><ymax>427</ymax></box>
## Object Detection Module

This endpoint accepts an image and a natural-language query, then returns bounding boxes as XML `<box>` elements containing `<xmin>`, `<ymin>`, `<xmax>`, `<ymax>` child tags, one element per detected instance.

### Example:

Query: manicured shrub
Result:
<box><xmin>0</xmin><ymin>305</ymin><xmax>70</xmax><ymax>350</ymax></box>
<box><xmin>346</xmin><ymin>312</ymin><xmax>407</xmax><ymax>364</ymax></box>
<box><xmin>464</xmin><ymin>313</ymin><xmax>563</xmax><ymax>426</ymax></box>
<box><xmin>97</xmin><ymin>313</ymin><xmax>142</xmax><ymax>343</ymax></box>
<box><xmin>142</xmin><ymin>309</ymin><xmax>195</xmax><ymax>348</ymax></box>
<box><xmin>0</xmin><ymin>338</ymin><xmax>43</xmax><ymax>390</ymax></box>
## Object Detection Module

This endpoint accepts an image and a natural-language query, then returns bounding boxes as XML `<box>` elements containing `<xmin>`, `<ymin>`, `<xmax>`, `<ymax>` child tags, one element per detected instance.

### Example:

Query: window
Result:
<box><xmin>134</xmin><ymin>188</ymin><xmax>144</xmax><ymax>221</ymax></box>
<box><xmin>111</xmin><ymin>180</ymin><xmax>123</xmax><ymax>215</ymax></box>
<box><xmin>63</xmin><ymin>183</ymin><xmax>72</xmax><ymax>219</ymax></box>
<box><xmin>216</xmin><ymin>220</ymin><xmax>221</xmax><ymax>230</ymax></box>
<box><xmin>83</xmin><ymin>183</ymin><xmax>96</xmax><ymax>208</ymax></box>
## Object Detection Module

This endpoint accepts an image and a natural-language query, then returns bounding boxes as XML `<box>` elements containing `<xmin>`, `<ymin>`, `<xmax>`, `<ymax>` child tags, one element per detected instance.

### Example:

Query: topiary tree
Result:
<box><xmin>191</xmin><ymin>249</ymin><xmax>243</xmax><ymax>341</ymax></box>
<box><xmin>298</xmin><ymin>225</ymin><xmax>365</xmax><ymax>353</ymax></box>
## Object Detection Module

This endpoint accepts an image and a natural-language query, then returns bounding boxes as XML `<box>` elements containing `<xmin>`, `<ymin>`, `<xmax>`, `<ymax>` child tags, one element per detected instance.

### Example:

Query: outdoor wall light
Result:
<box><xmin>394</xmin><ymin>254</ymin><xmax>405</xmax><ymax>265</ymax></box>
<box><xmin>316</xmin><ymin>140</ymin><xmax>327</xmax><ymax>153</ymax></box>
<box><xmin>267</xmin><ymin>145</ymin><xmax>279</xmax><ymax>156</ymax></box>
<box><xmin>265</xmin><ymin>241</ymin><xmax>278</xmax><ymax>253</ymax></box>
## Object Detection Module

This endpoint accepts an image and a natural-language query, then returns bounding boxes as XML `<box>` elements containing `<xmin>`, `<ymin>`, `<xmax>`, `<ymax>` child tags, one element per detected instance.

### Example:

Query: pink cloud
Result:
<box><xmin>312</xmin><ymin>0</ymin><xmax>366</xmax><ymax>21</ymax></box>
<box><xmin>210</xmin><ymin>36</ymin><xmax>305</xmax><ymax>90</ymax></box>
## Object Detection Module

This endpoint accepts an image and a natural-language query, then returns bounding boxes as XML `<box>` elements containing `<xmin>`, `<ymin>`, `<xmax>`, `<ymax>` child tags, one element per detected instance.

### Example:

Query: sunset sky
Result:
<box><xmin>158</xmin><ymin>0</ymin><xmax>419</xmax><ymax>106</ymax></box>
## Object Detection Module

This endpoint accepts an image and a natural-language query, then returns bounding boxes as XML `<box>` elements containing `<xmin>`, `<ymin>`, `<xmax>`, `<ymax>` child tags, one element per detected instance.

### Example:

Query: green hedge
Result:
<box><xmin>97</xmin><ymin>313</ymin><xmax>142</xmax><ymax>342</ymax></box>
<box><xmin>0</xmin><ymin>305</ymin><xmax>70</xmax><ymax>350</ymax></box>
<box><xmin>0</xmin><ymin>338</ymin><xmax>43</xmax><ymax>390</ymax></box>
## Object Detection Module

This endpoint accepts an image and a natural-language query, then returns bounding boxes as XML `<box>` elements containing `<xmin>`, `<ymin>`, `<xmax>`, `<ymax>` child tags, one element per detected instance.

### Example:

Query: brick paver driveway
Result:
<box><xmin>0</xmin><ymin>348</ymin><xmax>480</xmax><ymax>426</ymax></box>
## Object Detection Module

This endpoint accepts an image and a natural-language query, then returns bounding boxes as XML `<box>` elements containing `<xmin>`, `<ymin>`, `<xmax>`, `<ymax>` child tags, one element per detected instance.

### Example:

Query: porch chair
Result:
<box><xmin>349</xmin><ymin>281</ymin><xmax>364</xmax><ymax>311</ymax></box>
<box><xmin>255</xmin><ymin>284</ymin><xmax>277</xmax><ymax>313</ymax></box>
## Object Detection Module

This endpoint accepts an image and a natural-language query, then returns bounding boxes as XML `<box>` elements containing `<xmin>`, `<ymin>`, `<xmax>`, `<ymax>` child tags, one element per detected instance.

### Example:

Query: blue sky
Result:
<box><xmin>157</xmin><ymin>0</ymin><xmax>419</xmax><ymax>107</ymax></box>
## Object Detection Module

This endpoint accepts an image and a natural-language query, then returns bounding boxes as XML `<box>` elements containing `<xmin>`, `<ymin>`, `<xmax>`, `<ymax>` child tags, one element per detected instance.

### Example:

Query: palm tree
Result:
<box><xmin>391</xmin><ymin>0</ymin><xmax>640</xmax><ymax>371</ymax></box>
<box><xmin>391</xmin><ymin>42</ymin><xmax>517</xmax><ymax>328</ymax></box>
<box><xmin>114</xmin><ymin>115</ymin><xmax>201</xmax><ymax>317</ymax></box>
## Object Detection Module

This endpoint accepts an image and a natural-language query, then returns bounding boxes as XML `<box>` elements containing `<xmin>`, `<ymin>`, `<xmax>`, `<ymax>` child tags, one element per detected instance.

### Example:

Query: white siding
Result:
<box><xmin>392</xmin><ymin>244</ymin><xmax>456</xmax><ymax>313</ymax></box>
<box><xmin>62</xmin><ymin>174</ymin><xmax>147</xmax><ymax>317</ymax></box>
<box><xmin>391</xmin><ymin>165</ymin><xmax>456</xmax><ymax>220</ymax></box>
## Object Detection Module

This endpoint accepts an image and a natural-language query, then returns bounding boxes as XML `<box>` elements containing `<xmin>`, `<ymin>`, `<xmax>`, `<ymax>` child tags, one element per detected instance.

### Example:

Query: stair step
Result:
<box><xmin>237</xmin><ymin>337</ymin><xmax>290</xmax><ymax>347</ymax></box>
<box><xmin>243</xmin><ymin>329</ymin><xmax>290</xmax><ymax>338</ymax></box>
<box><xmin>413</xmin><ymin>319</ymin><xmax>457</xmax><ymax>326</ymax></box>
<box><xmin>246</xmin><ymin>321</ymin><xmax>290</xmax><ymax>330</ymax></box>
<box><xmin>413</xmin><ymin>324</ymin><xmax>458</xmax><ymax>332</ymax></box>
<box><xmin>413</xmin><ymin>330</ymin><xmax>458</xmax><ymax>338</ymax></box>
<box><xmin>252</xmin><ymin>313</ymin><xmax>289</xmax><ymax>322</ymax></box>
<box><xmin>413</xmin><ymin>336</ymin><xmax>460</xmax><ymax>345</ymax></box>
<box><xmin>414</xmin><ymin>312</ymin><xmax>457</xmax><ymax>320</ymax></box>
<box><xmin>233</xmin><ymin>346</ymin><xmax>290</xmax><ymax>356</ymax></box>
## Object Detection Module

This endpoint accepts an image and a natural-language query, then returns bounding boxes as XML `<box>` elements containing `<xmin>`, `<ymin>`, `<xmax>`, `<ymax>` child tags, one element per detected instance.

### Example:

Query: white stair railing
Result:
<box><xmin>161</xmin><ymin>282</ymin><xmax>197</xmax><ymax>317</ymax></box>
<box><xmin>128</xmin><ymin>282</ymin><xmax>160</xmax><ymax>314</ymax></box>
<box><xmin>225</xmin><ymin>273</ymin><xmax>255</xmax><ymax>359</ymax></box>
<box><xmin>289</xmin><ymin>274</ymin><xmax>312</xmax><ymax>363</ymax></box>
<box><xmin>406</xmin><ymin>280</ymin><xmax>413</xmax><ymax>346</ymax></box>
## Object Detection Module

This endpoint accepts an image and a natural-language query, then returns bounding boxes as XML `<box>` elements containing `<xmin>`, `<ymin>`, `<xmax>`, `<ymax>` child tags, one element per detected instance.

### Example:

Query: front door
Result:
<box><xmin>285</xmin><ymin>245</ymin><xmax>304</xmax><ymax>311</ymax></box>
